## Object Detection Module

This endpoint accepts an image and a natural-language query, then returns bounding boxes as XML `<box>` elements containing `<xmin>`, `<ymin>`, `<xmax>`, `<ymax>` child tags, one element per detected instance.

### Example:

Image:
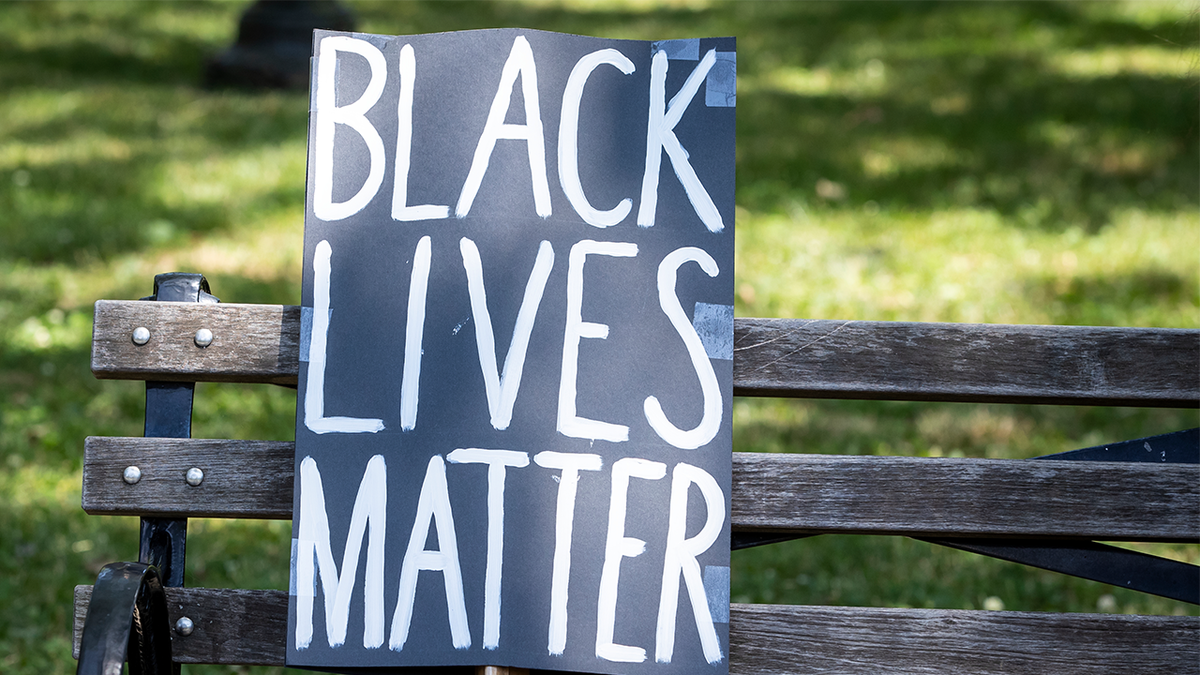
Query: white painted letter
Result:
<box><xmin>390</xmin><ymin>455</ymin><xmax>471</xmax><ymax>651</ymax></box>
<box><xmin>558</xmin><ymin>240</ymin><xmax>638</xmax><ymax>442</ymax></box>
<box><xmin>595</xmin><ymin>457</ymin><xmax>666</xmax><ymax>663</ymax></box>
<box><xmin>447</xmin><ymin>448</ymin><xmax>530</xmax><ymax>650</ymax></box>
<box><xmin>460</xmin><ymin>238</ymin><xmax>554</xmax><ymax>430</ymax></box>
<box><xmin>637</xmin><ymin>49</ymin><xmax>723</xmax><ymax>232</ymax></box>
<box><xmin>392</xmin><ymin>44</ymin><xmax>450</xmax><ymax>221</ymax></box>
<box><xmin>644</xmin><ymin>247</ymin><xmax>722</xmax><ymax>449</ymax></box>
<box><xmin>314</xmin><ymin>36</ymin><xmax>387</xmax><ymax>221</ymax></box>
<box><xmin>559</xmin><ymin>49</ymin><xmax>636</xmax><ymax>228</ymax></box>
<box><xmin>456</xmin><ymin>35</ymin><xmax>551</xmax><ymax>219</ymax></box>
<box><xmin>400</xmin><ymin>235</ymin><xmax>432</xmax><ymax>431</ymax></box>
<box><xmin>305</xmin><ymin>240</ymin><xmax>385</xmax><ymax>434</ymax></box>
<box><xmin>294</xmin><ymin>454</ymin><xmax>387</xmax><ymax>649</ymax></box>
<box><xmin>655</xmin><ymin>463</ymin><xmax>725</xmax><ymax>664</ymax></box>
<box><xmin>533</xmin><ymin>451</ymin><xmax>603</xmax><ymax>655</ymax></box>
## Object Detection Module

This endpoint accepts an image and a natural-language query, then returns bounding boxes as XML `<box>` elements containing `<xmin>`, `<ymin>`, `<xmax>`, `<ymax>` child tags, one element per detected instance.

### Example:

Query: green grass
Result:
<box><xmin>0</xmin><ymin>1</ymin><xmax>1197</xmax><ymax>672</ymax></box>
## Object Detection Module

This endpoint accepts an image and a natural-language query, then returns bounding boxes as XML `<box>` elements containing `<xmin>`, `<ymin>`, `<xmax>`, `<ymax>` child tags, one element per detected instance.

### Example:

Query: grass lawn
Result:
<box><xmin>0</xmin><ymin>1</ymin><xmax>1196</xmax><ymax>673</ymax></box>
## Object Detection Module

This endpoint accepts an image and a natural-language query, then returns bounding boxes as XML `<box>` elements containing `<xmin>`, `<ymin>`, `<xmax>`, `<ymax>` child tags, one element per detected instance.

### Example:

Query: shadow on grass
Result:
<box><xmin>1026</xmin><ymin>268</ymin><xmax>1198</xmax><ymax>327</ymax></box>
<box><xmin>3</xmin><ymin>1</ymin><xmax>1195</xmax><ymax>264</ymax></box>
<box><xmin>0</xmin><ymin>1</ymin><xmax>307</xmax><ymax>263</ymax></box>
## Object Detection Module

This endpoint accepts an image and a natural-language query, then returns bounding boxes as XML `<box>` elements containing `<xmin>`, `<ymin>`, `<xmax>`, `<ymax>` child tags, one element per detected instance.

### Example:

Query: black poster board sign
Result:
<box><xmin>288</xmin><ymin>28</ymin><xmax>735</xmax><ymax>675</ymax></box>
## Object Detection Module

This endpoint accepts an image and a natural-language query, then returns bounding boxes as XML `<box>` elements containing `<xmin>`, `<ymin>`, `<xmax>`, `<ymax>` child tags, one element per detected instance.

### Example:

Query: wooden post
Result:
<box><xmin>476</xmin><ymin>668</ymin><xmax>529</xmax><ymax>675</ymax></box>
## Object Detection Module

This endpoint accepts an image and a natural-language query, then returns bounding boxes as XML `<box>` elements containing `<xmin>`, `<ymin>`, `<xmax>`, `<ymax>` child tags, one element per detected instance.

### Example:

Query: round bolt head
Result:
<box><xmin>175</xmin><ymin>616</ymin><xmax>194</xmax><ymax>636</ymax></box>
<box><xmin>132</xmin><ymin>327</ymin><xmax>151</xmax><ymax>346</ymax></box>
<box><xmin>186</xmin><ymin>467</ymin><xmax>204</xmax><ymax>486</ymax></box>
<box><xmin>123</xmin><ymin>466</ymin><xmax>142</xmax><ymax>485</ymax></box>
<box><xmin>194</xmin><ymin>328</ymin><xmax>213</xmax><ymax>348</ymax></box>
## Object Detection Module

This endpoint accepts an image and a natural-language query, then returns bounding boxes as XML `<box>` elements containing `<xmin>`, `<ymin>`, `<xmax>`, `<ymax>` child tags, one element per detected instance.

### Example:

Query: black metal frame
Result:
<box><xmin>77</xmin><ymin>274</ymin><xmax>217</xmax><ymax>673</ymax></box>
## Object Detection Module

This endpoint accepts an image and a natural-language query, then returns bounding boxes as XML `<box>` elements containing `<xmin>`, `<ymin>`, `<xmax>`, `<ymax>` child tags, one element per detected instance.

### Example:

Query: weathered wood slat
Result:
<box><xmin>74</xmin><ymin>586</ymin><xmax>1199</xmax><ymax>673</ymax></box>
<box><xmin>91</xmin><ymin>300</ymin><xmax>300</xmax><ymax>385</ymax></box>
<box><xmin>731</xmin><ymin>452</ymin><xmax>1200</xmax><ymax>542</ymax></box>
<box><xmin>734</xmin><ymin>318</ymin><xmax>1200</xmax><ymax>407</ymax></box>
<box><xmin>91</xmin><ymin>301</ymin><xmax>1200</xmax><ymax>406</ymax></box>
<box><xmin>729</xmin><ymin>602</ymin><xmax>1200</xmax><ymax>675</ymax></box>
<box><xmin>82</xmin><ymin>437</ymin><xmax>294</xmax><ymax>519</ymax></box>
<box><xmin>73</xmin><ymin>586</ymin><xmax>286</xmax><ymax>666</ymax></box>
<box><xmin>84</xmin><ymin>438</ymin><xmax>1200</xmax><ymax>541</ymax></box>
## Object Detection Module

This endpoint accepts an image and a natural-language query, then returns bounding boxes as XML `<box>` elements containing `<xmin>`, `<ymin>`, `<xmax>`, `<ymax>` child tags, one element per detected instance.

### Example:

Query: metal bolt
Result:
<box><xmin>132</xmin><ymin>327</ymin><xmax>151</xmax><ymax>345</ymax></box>
<box><xmin>175</xmin><ymin>616</ymin><xmax>194</xmax><ymax>636</ymax></box>
<box><xmin>186</xmin><ymin>467</ymin><xmax>204</xmax><ymax>487</ymax></box>
<box><xmin>194</xmin><ymin>328</ymin><xmax>213</xmax><ymax>348</ymax></box>
<box><xmin>123</xmin><ymin>466</ymin><xmax>142</xmax><ymax>484</ymax></box>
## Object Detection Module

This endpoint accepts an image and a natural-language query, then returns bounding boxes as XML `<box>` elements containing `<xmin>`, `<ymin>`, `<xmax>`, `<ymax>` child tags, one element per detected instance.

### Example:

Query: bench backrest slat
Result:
<box><xmin>73</xmin><ymin>585</ymin><xmax>1199</xmax><ymax>673</ymax></box>
<box><xmin>83</xmin><ymin>437</ymin><xmax>1200</xmax><ymax>541</ymax></box>
<box><xmin>92</xmin><ymin>301</ymin><xmax>1200</xmax><ymax>406</ymax></box>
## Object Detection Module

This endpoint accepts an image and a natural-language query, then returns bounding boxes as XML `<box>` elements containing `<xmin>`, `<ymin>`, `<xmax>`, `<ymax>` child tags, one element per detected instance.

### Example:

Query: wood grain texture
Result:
<box><xmin>83</xmin><ymin>439</ymin><xmax>1199</xmax><ymax>541</ymax></box>
<box><xmin>82</xmin><ymin>437</ymin><xmax>293</xmax><ymax>519</ymax></box>
<box><xmin>730</xmin><ymin>452</ymin><xmax>1199</xmax><ymax>542</ymax></box>
<box><xmin>728</xmin><ymin>603</ymin><xmax>1199</xmax><ymax>675</ymax></box>
<box><xmin>91</xmin><ymin>300</ymin><xmax>300</xmax><ymax>385</ymax></box>
<box><xmin>73</xmin><ymin>585</ymin><xmax>287</xmax><ymax>666</ymax></box>
<box><xmin>74</xmin><ymin>587</ymin><xmax>1199</xmax><ymax>673</ymax></box>
<box><xmin>90</xmin><ymin>302</ymin><xmax>1200</xmax><ymax>406</ymax></box>
<box><xmin>733</xmin><ymin>318</ymin><xmax>1200</xmax><ymax>407</ymax></box>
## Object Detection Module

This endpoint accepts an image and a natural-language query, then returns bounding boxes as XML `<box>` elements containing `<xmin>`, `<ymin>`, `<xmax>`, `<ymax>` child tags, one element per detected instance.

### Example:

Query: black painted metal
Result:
<box><xmin>141</xmin><ymin>272</ymin><xmax>219</xmax><ymax>305</ymax></box>
<box><xmin>1037</xmin><ymin>428</ymin><xmax>1199</xmax><ymax>464</ymax></box>
<box><xmin>932</xmin><ymin>428</ymin><xmax>1200</xmax><ymax>604</ymax></box>
<box><xmin>139</xmin><ymin>274</ymin><xmax>219</xmax><ymax>590</ymax></box>
<box><xmin>143</xmin><ymin>382</ymin><xmax>195</xmax><ymax>440</ymax></box>
<box><xmin>731</xmin><ymin>532</ymin><xmax>813</xmax><ymax>551</ymax></box>
<box><xmin>733</xmin><ymin>430</ymin><xmax>1200</xmax><ymax>605</ymax></box>
<box><xmin>923</xmin><ymin>538</ymin><xmax>1199</xmax><ymax>605</ymax></box>
<box><xmin>138</xmin><ymin>518</ymin><xmax>188</xmax><ymax>592</ymax></box>
<box><xmin>76</xmin><ymin>562</ymin><xmax>173</xmax><ymax>675</ymax></box>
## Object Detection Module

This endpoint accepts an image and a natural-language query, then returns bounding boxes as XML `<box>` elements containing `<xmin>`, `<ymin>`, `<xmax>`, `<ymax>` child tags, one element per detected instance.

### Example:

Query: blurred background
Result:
<box><xmin>0</xmin><ymin>1</ymin><xmax>1196</xmax><ymax>672</ymax></box>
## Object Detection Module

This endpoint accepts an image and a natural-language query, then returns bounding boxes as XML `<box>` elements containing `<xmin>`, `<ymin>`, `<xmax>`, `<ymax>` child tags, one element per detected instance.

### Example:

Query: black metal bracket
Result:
<box><xmin>76</xmin><ymin>562</ymin><xmax>173</xmax><ymax>675</ymax></box>
<box><xmin>919</xmin><ymin>537</ymin><xmax>1199</xmax><ymax>605</ymax></box>
<box><xmin>731</xmin><ymin>428</ymin><xmax>1200</xmax><ymax>604</ymax></box>
<box><xmin>138</xmin><ymin>273</ymin><xmax>218</xmax><ymax>590</ymax></box>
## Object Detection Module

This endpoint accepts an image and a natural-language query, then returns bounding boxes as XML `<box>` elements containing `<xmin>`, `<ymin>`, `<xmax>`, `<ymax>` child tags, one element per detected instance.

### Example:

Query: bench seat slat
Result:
<box><xmin>91</xmin><ymin>301</ymin><xmax>1200</xmax><ymax>406</ymax></box>
<box><xmin>73</xmin><ymin>586</ymin><xmax>1199</xmax><ymax>673</ymax></box>
<box><xmin>84</xmin><ymin>438</ymin><xmax>1200</xmax><ymax>541</ymax></box>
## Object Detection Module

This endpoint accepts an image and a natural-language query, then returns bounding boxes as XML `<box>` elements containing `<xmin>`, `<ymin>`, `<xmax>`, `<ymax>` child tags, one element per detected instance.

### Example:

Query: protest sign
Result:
<box><xmin>288</xmin><ymin>27</ymin><xmax>735</xmax><ymax>675</ymax></box>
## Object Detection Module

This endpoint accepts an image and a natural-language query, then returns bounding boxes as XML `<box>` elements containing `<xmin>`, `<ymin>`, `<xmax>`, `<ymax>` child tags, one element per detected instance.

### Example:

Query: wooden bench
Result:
<box><xmin>74</xmin><ymin>273</ymin><xmax>1199</xmax><ymax>673</ymax></box>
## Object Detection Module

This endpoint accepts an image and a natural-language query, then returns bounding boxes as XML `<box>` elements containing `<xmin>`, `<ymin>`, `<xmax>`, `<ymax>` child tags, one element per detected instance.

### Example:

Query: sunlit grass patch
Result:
<box><xmin>741</xmin><ymin>58</ymin><xmax>890</xmax><ymax>98</ymax></box>
<box><xmin>1051</xmin><ymin>45</ymin><xmax>1200</xmax><ymax>79</ymax></box>
<box><xmin>736</xmin><ymin>203</ymin><xmax>1198</xmax><ymax>327</ymax></box>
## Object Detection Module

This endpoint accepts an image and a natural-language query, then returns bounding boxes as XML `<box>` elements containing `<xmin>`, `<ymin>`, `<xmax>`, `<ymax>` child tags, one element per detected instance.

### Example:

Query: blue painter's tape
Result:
<box><xmin>289</xmin><ymin>538</ymin><xmax>299</xmax><ymax>596</ymax></box>
<box><xmin>693</xmin><ymin>302</ymin><xmax>734</xmax><ymax>361</ymax></box>
<box><xmin>298</xmin><ymin>308</ymin><xmax>334</xmax><ymax>363</ymax></box>
<box><xmin>652</xmin><ymin>38</ymin><xmax>700</xmax><ymax>61</ymax></box>
<box><xmin>299</xmin><ymin>307</ymin><xmax>313</xmax><ymax>363</ymax></box>
<box><xmin>706</xmin><ymin>52</ymin><xmax>736</xmax><ymax>107</ymax></box>
<box><xmin>352</xmin><ymin>32</ymin><xmax>390</xmax><ymax>51</ymax></box>
<box><xmin>704</xmin><ymin>565</ymin><xmax>730</xmax><ymax>623</ymax></box>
